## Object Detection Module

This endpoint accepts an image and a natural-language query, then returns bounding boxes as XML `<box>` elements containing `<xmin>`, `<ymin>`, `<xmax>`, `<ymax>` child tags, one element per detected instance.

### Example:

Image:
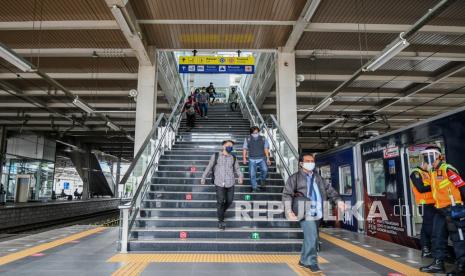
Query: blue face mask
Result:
<box><xmin>225</xmin><ymin>146</ymin><xmax>234</xmax><ymax>153</ymax></box>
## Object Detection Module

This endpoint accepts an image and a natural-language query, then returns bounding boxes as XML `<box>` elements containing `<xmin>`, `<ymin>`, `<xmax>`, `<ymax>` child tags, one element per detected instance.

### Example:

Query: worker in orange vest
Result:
<box><xmin>410</xmin><ymin>162</ymin><xmax>435</xmax><ymax>258</ymax></box>
<box><xmin>419</xmin><ymin>146</ymin><xmax>465</xmax><ymax>275</ymax></box>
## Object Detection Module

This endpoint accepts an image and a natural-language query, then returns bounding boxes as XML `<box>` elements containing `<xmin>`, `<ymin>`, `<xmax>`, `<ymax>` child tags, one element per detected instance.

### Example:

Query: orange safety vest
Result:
<box><xmin>431</xmin><ymin>163</ymin><xmax>463</xmax><ymax>209</ymax></box>
<box><xmin>410</xmin><ymin>168</ymin><xmax>435</xmax><ymax>205</ymax></box>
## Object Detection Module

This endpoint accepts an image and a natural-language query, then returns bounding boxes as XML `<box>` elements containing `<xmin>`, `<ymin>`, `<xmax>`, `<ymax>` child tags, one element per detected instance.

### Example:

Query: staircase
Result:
<box><xmin>127</xmin><ymin>104</ymin><xmax>303</xmax><ymax>252</ymax></box>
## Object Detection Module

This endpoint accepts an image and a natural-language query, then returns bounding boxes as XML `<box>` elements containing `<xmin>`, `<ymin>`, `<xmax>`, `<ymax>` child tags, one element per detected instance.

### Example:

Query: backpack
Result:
<box><xmin>211</xmin><ymin>152</ymin><xmax>237</xmax><ymax>184</ymax></box>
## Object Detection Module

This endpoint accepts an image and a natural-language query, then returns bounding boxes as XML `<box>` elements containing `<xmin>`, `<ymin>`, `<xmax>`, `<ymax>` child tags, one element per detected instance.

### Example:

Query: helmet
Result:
<box><xmin>420</xmin><ymin>146</ymin><xmax>442</xmax><ymax>170</ymax></box>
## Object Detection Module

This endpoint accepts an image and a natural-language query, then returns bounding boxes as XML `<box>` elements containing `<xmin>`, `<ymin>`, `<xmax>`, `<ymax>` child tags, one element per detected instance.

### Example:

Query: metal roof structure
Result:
<box><xmin>1</xmin><ymin>0</ymin><xmax>465</xmax><ymax>157</ymax></box>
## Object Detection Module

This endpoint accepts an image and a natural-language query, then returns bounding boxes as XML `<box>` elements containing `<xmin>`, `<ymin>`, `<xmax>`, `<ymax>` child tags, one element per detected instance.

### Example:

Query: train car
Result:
<box><xmin>359</xmin><ymin>106</ymin><xmax>465</xmax><ymax>248</ymax></box>
<box><xmin>315</xmin><ymin>106</ymin><xmax>465</xmax><ymax>249</ymax></box>
<box><xmin>316</xmin><ymin>144</ymin><xmax>363</xmax><ymax>232</ymax></box>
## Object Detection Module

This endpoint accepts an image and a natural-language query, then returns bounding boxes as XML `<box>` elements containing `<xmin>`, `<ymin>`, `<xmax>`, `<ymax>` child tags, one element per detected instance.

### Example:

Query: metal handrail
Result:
<box><xmin>118</xmin><ymin>94</ymin><xmax>185</xmax><ymax>252</ymax></box>
<box><xmin>126</xmin><ymin>113</ymin><xmax>176</xmax><ymax>230</ymax></box>
<box><xmin>269</xmin><ymin>114</ymin><xmax>299</xmax><ymax>158</ymax></box>
<box><xmin>236</xmin><ymin>85</ymin><xmax>298</xmax><ymax>179</ymax></box>
<box><xmin>119</xmin><ymin>114</ymin><xmax>164</xmax><ymax>187</ymax></box>
<box><xmin>119</xmin><ymin>96</ymin><xmax>184</xmax><ymax>187</ymax></box>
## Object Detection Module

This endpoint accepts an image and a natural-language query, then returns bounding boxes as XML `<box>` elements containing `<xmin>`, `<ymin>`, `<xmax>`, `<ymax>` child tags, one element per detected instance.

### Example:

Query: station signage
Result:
<box><xmin>178</xmin><ymin>56</ymin><xmax>255</xmax><ymax>74</ymax></box>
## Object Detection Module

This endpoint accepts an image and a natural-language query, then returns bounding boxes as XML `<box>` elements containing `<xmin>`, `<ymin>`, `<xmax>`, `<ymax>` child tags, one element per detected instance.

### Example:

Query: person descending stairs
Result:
<box><xmin>128</xmin><ymin>103</ymin><xmax>303</xmax><ymax>252</ymax></box>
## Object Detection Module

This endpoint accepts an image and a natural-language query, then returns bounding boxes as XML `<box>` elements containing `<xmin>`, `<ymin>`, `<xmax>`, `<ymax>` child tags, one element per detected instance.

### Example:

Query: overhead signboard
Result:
<box><xmin>178</xmin><ymin>56</ymin><xmax>255</xmax><ymax>74</ymax></box>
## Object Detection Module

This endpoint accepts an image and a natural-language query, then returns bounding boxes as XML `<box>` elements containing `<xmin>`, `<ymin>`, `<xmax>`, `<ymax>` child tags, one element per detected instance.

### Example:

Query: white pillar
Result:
<box><xmin>134</xmin><ymin>62</ymin><xmax>158</xmax><ymax>155</ymax></box>
<box><xmin>275</xmin><ymin>49</ymin><xmax>298</xmax><ymax>150</ymax></box>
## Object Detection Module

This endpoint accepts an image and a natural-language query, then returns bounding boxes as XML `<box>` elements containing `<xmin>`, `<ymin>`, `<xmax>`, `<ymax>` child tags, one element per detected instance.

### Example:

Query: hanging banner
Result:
<box><xmin>178</xmin><ymin>56</ymin><xmax>255</xmax><ymax>74</ymax></box>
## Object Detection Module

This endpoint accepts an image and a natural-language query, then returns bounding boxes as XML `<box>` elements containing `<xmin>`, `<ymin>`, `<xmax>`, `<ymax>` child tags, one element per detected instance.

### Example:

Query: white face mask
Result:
<box><xmin>302</xmin><ymin>162</ymin><xmax>315</xmax><ymax>171</ymax></box>
<box><xmin>251</xmin><ymin>133</ymin><xmax>259</xmax><ymax>138</ymax></box>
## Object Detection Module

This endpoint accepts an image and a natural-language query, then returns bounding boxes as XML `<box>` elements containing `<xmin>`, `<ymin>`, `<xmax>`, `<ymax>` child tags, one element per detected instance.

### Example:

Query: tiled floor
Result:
<box><xmin>0</xmin><ymin>226</ymin><xmax>432</xmax><ymax>276</ymax></box>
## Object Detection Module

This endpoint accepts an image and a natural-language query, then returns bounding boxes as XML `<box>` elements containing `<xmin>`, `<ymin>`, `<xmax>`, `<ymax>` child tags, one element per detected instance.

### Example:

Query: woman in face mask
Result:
<box><xmin>201</xmin><ymin>140</ymin><xmax>243</xmax><ymax>230</ymax></box>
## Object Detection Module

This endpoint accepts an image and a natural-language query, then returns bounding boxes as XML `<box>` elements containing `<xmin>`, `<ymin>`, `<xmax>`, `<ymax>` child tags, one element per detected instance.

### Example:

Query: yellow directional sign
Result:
<box><xmin>179</xmin><ymin>56</ymin><xmax>255</xmax><ymax>66</ymax></box>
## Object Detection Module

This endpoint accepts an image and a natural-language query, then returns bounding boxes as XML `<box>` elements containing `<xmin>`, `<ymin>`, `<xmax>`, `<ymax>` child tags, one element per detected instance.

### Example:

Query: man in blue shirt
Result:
<box><xmin>242</xmin><ymin>126</ymin><xmax>271</xmax><ymax>192</ymax></box>
<box><xmin>282</xmin><ymin>153</ymin><xmax>346</xmax><ymax>273</ymax></box>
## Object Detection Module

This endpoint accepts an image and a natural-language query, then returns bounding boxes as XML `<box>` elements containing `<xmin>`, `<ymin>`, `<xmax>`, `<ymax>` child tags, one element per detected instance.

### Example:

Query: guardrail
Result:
<box><xmin>236</xmin><ymin>86</ymin><xmax>298</xmax><ymax>182</ymax></box>
<box><xmin>117</xmin><ymin>95</ymin><xmax>185</xmax><ymax>253</ymax></box>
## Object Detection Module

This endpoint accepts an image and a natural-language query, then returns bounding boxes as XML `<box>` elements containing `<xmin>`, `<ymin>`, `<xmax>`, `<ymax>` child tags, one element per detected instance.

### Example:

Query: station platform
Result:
<box><xmin>0</xmin><ymin>225</ymin><xmax>442</xmax><ymax>276</ymax></box>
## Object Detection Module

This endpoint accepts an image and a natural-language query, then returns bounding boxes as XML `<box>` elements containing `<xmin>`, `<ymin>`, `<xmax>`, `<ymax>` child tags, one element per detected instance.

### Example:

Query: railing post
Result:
<box><xmin>119</xmin><ymin>204</ymin><xmax>130</xmax><ymax>253</ymax></box>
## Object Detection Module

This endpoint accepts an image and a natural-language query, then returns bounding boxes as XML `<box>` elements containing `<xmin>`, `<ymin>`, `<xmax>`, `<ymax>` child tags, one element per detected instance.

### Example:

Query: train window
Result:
<box><xmin>366</xmin><ymin>159</ymin><xmax>386</xmax><ymax>196</ymax></box>
<box><xmin>339</xmin><ymin>165</ymin><xmax>353</xmax><ymax>195</ymax></box>
<box><xmin>318</xmin><ymin>165</ymin><xmax>332</xmax><ymax>186</ymax></box>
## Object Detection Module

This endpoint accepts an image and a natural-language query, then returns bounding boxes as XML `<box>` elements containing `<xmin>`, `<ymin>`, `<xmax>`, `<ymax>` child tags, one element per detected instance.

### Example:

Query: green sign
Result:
<box><xmin>251</xmin><ymin>232</ymin><xmax>260</xmax><ymax>240</ymax></box>
<box><xmin>244</xmin><ymin>194</ymin><xmax>252</xmax><ymax>201</ymax></box>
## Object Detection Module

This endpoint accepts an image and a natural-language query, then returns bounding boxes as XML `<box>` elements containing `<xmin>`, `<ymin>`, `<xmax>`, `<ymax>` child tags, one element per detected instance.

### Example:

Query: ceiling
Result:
<box><xmin>0</xmin><ymin>0</ymin><xmax>464</xmax><ymax>157</ymax></box>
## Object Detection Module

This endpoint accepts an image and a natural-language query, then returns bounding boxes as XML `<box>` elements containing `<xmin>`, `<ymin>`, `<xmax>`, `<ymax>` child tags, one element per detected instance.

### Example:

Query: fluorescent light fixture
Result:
<box><xmin>0</xmin><ymin>43</ymin><xmax>35</xmax><ymax>72</ymax></box>
<box><xmin>106</xmin><ymin>121</ymin><xmax>121</xmax><ymax>131</ymax></box>
<box><xmin>364</xmin><ymin>33</ymin><xmax>410</xmax><ymax>72</ymax></box>
<box><xmin>313</xmin><ymin>97</ymin><xmax>334</xmax><ymax>112</ymax></box>
<box><xmin>303</xmin><ymin>0</ymin><xmax>321</xmax><ymax>22</ymax></box>
<box><xmin>319</xmin><ymin>117</ymin><xmax>344</xmax><ymax>131</ymax></box>
<box><xmin>111</xmin><ymin>5</ymin><xmax>135</xmax><ymax>36</ymax></box>
<box><xmin>126</xmin><ymin>135</ymin><xmax>134</xmax><ymax>142</ymax></box>
<box><xmin>72</xmin><ymin>96</ymin><xmax>95</xmax><ymax>114</ymax></box>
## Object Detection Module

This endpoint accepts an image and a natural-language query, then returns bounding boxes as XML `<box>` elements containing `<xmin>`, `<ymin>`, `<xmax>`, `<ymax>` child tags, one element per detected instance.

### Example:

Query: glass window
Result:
<box><xmin>318</xmin><ymin>165</ymin><xmax>332</xmax><ymax>186</ymax></box>
<box><xmin>339</xmin><ymin>165</ymin><xmax>353</xmax><ymax>195</ymax></box>
<box><xmin>366</xmin><ymin>159</ymin><xmax>386</xmax><ymax>196</ymax></box>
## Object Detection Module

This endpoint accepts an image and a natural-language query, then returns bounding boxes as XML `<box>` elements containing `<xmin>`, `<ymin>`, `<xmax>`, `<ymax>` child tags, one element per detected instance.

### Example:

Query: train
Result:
<box><xmin>315</xmin><ymin>105</ymin><xmax>465</xmax><ymax>249</ymax></box>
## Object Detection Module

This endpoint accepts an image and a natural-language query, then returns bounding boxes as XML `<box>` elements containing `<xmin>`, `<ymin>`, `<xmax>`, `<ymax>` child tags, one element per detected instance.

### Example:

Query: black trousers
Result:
<box><xmin>420</xmin><ymin>204</ymin><xmax>436</xmax><ymax>248</ymax></box>
<box><xmin>186</xmin><ymin>113</ymin><xmax>195</xmax><ymax>128</ymax></box>
<box><xmin>432</xmin><ymin>207</ymin><xmax>465</xmax><ymax>264</ymax></box>
<box><xmin>216</xmin><ymin>186</ymin><xmax>235</xmax><ymax>222</ymax></box>
<box><xmin>230</xmin><ymin>102</ymin><xmax>238</xmax><ymax>111</ymax></box>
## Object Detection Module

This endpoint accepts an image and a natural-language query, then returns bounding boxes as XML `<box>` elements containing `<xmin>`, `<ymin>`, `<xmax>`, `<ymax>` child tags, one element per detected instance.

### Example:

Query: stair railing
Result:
<box><xmin>117</xmin><ymin>95</ymin><xmax>185</xmax><ymax>253</ymax></box>
<box><xmin>236</xmin><ymin>86</ymin><xmax>299</xmax><ymax>182</ymax></box>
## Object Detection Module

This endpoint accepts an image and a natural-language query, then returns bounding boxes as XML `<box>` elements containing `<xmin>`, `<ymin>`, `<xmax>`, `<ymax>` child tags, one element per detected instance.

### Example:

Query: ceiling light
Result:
<box><xmin>0</xmin><ymin>43</ymin><xmax>35</xmax><ymax>72</ymax></box>
<box><xmin>126</xmin><ymin>135</ymin><xmax>134</xmax><ymax>142</ymax></box>
<box><xmin>319</xmin><ymin>117</ymin><xmax>344</xmax><ymax>131</ymax></box>
<box><xmin>364</xmin><ymin>32</ymin><xmax>410</xmax><ymax>72</ymax></box>
<box><xmin>313</xmin><ymin>97</ymin><xmax>334</xmax><ymax>112</ymax></box>
<box><xmin>73</xmin><ymin>96</ymin><xmax>95</xmax><ymax>114</ymax></box>
<box><xmin>106</xmin><ymin>121</ymin><xmax>121</xmax><ymax>131</ymax></box>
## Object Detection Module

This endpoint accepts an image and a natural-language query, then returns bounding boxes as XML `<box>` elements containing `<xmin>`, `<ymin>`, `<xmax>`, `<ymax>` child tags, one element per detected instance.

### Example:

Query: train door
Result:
<box><xmin>362</xmin><ymin>145</ymin><xmax>417</xmax><ymax>247</ymax></box>
<box><xmin>337</xmin><ymin>163</ymin><xmax>358</xmax><ymax>231</ymax></box>
<box><xmin>318</xmin><ymin>164</ymin><xmax>334</xmax><ymax>216</ymax></box>
<box><xmin>316</xmin><ymin>147</ymin><xmax>358</xmax><ymax>232</ymax></box>
<box><xmin>403</xmin><ymin>140</ymin><xmax>445</xmax><ymax>240</ymax></box>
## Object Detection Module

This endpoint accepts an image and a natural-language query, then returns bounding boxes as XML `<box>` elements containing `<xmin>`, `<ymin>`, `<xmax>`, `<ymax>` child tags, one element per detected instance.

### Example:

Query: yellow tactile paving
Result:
<box><xmin>108</xmin><ymin>253</ymin><xmax>328</xmax><ymax>264</ymax></box>
<box><xmin>112</xmin><ymin>262</ymin><xmax>149</xmax><ymax>276</ymax></box>
<box><xmin>108</xmin><ymin>253</ymin><xmax>328</xmax><ymax>276</ymax></box>
<box><xmin>0</xmin><ymin>227</ymin><xmax>105</xmax><ymax>266</ymax></box>
<box><xmin>319</xmin><ymin>232</ymin><xmax>428</xmax><ymax>276</ymax></box>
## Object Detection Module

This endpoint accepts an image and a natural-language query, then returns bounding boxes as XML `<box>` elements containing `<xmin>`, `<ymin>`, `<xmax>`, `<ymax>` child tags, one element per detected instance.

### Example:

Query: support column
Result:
<box><xmin>134</xmin><ymin>60</ymin><xmax>158</xmax><ymax>155</ymax></box>
<box><xmin>0</xmin><ymin>126</ymin><xmax>6</xmax><ymax>195</ymax></box>
<box><xmin>275</xmin><ymin>49</ymin><xmax>299</xmax><ymax>150</ymax></box>
<box><xmin>115</xmin><ymin>156</ymin><xmax>121</xmax><ymax>197</ymax></box>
